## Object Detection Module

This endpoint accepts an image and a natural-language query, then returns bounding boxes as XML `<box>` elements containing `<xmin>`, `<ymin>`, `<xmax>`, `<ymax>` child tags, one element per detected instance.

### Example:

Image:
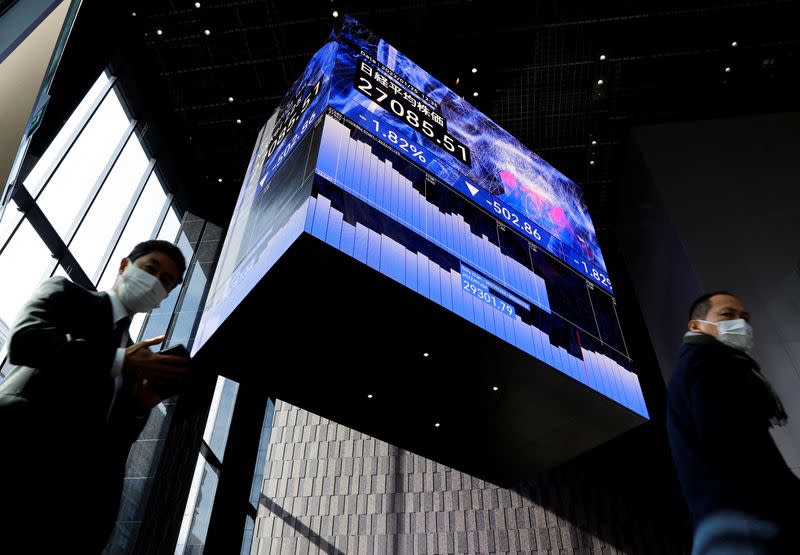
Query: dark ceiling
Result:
<box><xmin>38</xmin><ymin>0</ymin><xmax>800</xmax><ymax>229</ymax></box>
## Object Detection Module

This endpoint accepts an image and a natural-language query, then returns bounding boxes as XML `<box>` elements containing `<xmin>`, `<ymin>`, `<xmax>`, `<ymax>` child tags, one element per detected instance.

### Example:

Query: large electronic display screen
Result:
<box><xmin>322</xmin><ymin>17</ymin><xmax>611</xmax><ymax>293</ymax></box>
<box><xmin>195</xmin><ymin>16</ymin><xmax>647</xmax><ymax>418</ymax></box>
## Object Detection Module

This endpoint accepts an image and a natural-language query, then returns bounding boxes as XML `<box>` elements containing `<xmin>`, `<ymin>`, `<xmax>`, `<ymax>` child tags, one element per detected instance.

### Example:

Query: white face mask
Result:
<box><xmin>697</xmin><ymin>318</ymin><xmax>754</xmax><ymax>353</ymax></box>
<box><xmin>116</xmin><ymin>261</ymin><xmax>168</xmax><ymax>314</ymax></box>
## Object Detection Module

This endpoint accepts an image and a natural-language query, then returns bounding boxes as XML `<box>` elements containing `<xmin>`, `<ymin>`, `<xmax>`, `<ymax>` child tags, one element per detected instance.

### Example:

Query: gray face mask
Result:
<box><xmin>697</xmin><ymin>318</ymin><xmax>754</xmax><ymax>354</ymax></box>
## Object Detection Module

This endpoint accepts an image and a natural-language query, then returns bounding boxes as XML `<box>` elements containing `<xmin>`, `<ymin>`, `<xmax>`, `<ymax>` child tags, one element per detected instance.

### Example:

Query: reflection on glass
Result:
<box><xmin>37</xmin><ymin>88</ymin><xmax>130</xmax><ymax>239</ymax></box>
<box><xmin>70</xmin><ymin>135</ymin><xmax>149</xmax><ymax>277</ymax></box>
<box><xmin>0</xmin><ymin>219</ymin><xmax>54</xmax><ymax>324</ymax></box>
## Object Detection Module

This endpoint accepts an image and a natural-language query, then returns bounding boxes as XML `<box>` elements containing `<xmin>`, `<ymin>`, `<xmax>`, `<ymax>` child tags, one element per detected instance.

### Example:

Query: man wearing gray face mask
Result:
<box><xmin>667</xmin><ymin>291</ymin><xmax>800</xmax><ymax>555</ymax></box>
<box><xmin>0</xmin><ymin>239</ymin><xmax>190</xmax><ymax>553</ymax></box>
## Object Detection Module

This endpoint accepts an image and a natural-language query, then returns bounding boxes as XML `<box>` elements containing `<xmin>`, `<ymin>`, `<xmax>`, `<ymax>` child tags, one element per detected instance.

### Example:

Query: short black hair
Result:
<box><xmin>689</xmin><ymin>290</ymin><xmax>732</xmax><ymax>321</ymax></box>
<box><xmin>128</xmin><ymin>240</ymin><xmax>187</xmax><ymax>284</ymax></box>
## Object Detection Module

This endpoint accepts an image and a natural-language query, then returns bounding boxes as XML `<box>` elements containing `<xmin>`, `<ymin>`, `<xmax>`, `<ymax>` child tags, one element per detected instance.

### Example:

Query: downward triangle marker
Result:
<box><xmin>465</xmin><ymin>182</ymin><xmax>479</xmax><ymax>197</ymax></box>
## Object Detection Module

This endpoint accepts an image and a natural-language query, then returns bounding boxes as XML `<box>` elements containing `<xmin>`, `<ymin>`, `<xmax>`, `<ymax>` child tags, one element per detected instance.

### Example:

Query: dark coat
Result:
<box><xmin>0</xmin><ymin>277</ymin><xmax>147</xmax><ymax>553</ymax></box>
<box><xmin>667</xmin><ymin>333</ymin><xmax>800</xmax><ymax>530</ymax></box>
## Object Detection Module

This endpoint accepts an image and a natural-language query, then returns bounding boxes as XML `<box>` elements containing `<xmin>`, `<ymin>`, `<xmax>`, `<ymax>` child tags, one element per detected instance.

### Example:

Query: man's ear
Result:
<box><xmin>118</xmin><ymin>257</ymin><xmax>129</xmax><ymax>276</ymax></box>
<box><xmin>688</xmin><ymin>319</ymin><xmax>702</xmax><ymax>332</ymax></box>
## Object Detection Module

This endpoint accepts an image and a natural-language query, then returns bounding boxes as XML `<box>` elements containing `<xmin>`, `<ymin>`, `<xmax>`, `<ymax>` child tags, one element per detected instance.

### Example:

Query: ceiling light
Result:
<box><xmin>434</xmin><ymin>422</ymin><xmax>440</xmax><ymax>428</ymax></box>
<box><xmin>217</xmin><ymin>178</ymin><xmax>223</xmax><ymax>183</ymax></box>
<box><xmin>367</xmin><ymin>394</ymin><xmax>373</xmax><ymax>399</ymax></box>
<box><xmin>195</xmin><ymin>2</ymin><xmax>201</xmax><ymax>7</ymax></box>
<box><xmin>599</xmin><ymin>54</ymin><xmax>606</xmax><ymax>61</ymax></box>
<box><xmin>472</xmin><ymin>91</ymin><xmax>479</xmax><ymax>97</ymax></box>
<box><xmin>236</xmin><ymin>118</ymin><xmax>242</xmax><ymax>124</ymax></box>
<box><xmin>131</xmin><ymin>12</ymin><xmax>137</xmax><ymax>17</ymax></box>
<box><xmin>731</xmin><ymin>41</ymin><xmax>738</xmax><ymax>47</ymax></box>
<box><xmin>423</xmin><ymin>352</ymin><xmax>429</xmax><ymax>358</ymax></box>
<box><xmin>724</xmin><ymin>67</ymin><xmax>731</xmax><ymax>73</ymax></box>
<box><xmin>471</xmin><ymin>67</ymin><xmax>477</xmax><ymax>73</ymax></box>
<box><xmin>332</xmin><ymin>10</ymin><xmax>339</xmax><ymax>17</ymax></box>
<box><xmin>228</xmin><ymin>96</ymin><xmax>234</xmax><ymax>102</ymax></box>
<box><xmin>204</xmin><ymin>29</ymin><xmax>211</xmax><ymax>36</ymax></box>
<box><xmin>492</xmin><ymin>386</ymin><xmax>499</xmax><ymax>391</ymax></box>
<box><xmin>590</xmin><ymin>160</ymin><xmax>595</xmax><ymax>165</ymax></box>
<box><xmin>597</xmin><ymin>79</ymin><xmax>604</xmax><ymax>85</ymax></box>
<box><xmin>455</xmin><ymin>77</ymin><xmax>460</xmax><ymax>85</ymax></box>
<box><xmin>591</xmin><ymin>139</ymin><xmax>597</xmax><ymax>145</ymax></box>
<box><xmin>156</xmin><ymin>29</ymin><xmax>163</xmax><ymax>36</ymax></box>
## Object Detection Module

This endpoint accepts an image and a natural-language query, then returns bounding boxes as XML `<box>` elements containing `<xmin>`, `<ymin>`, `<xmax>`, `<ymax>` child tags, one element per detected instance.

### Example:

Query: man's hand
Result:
<box><xmin>132</xmin><ymin>377</ymin><xmax>164</xmax><ymax>413</ymax></box>
<box><xmin>124</xmin><ymin>336</ymin><xmax>189</xmax><ymax>382</ymax></box>
<box><xmin>124</xmin><ymin>336</ymin><xmax>190</xmax><ymax>413</ymax></box>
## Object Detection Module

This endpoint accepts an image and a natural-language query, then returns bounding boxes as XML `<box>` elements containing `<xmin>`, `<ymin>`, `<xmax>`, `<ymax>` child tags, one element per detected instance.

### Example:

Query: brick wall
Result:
<box><xmin>250</xmin><ymin>400</ymin><xmax>690</xmax><ymax>555</ymax></box>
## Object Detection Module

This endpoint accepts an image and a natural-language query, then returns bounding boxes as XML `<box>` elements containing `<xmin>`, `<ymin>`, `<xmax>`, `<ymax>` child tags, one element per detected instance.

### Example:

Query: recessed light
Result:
<box><xmin>204</xmin><ymin>29</ymin><xmax>211</xmax><ymax>36</ymax></box>
<box><xmin>591</xmin><ymin>140</ymin><xmax>597</xmax><ymax>145</ymax></box>
<box><xmin>217</xmin><ymin>178</ymin><xmax>223</xmax><ymax>183</ymax></box>
<box><xmin>195</xmin><ymin>2</ymin><xmax>201</xmax><ymax>7</ymax></box>
<box><xmin>156</xmin><ymin>29</ymin><xmax>164</xmax><ymax>36</ymax></box>
<box><xmin>590</xmin><ymin>160</ymin><xmax>595</xmax><ymax>165</ymax></box>
<box><xmin>471</xmin><ymin>67</ymin><xmax>478</xmax><ymax>73</ymax></box>
<box><xmin>731</xmin><ymin>41</ymin><xmax>738</xmax><ymax>47</ymax></box>
<box><xmin>423</xmin><ymin>352</ymin><xmax>429</xmax><ymax>358</ymax></box>
<box><xmin>492</xmin><ymin>386</ymin><xmax>499</xmax><ymax>391</ymax></box>
<box><xmin>228</xmin><ymin>96</ymin><xmax>234</xmax><ymax>102</ymax></box>
<box><xmin>434</xmin><ymin>422</ymin><xmax>440</xmax><ymax>428</ymax></box>
<box><xmin>332</xmin><ymin>10</ymin><xmax>339</xmax><ymax>17</ymax></box>
<box><xmin>599</xmin><ymin>54</ymin><xmax>606</xmax><ymax>61</ymax></box>
<box><xmin>724</xmin><ymin>67</ymin><xmax>731</xmax><ymax>73</ymax></box>
<box><xmin>455</xmin><ymin>77</ymin><xmax>460</xmax><ymax>85</ymax></box>
<box><xmin>597</xmin><ymin>79</ymin><xmax>604</xmax><ymax>85</ymax></box>
<box><xmin>236</xmin><ymin>118</ymin><xmax>242</xmax><ymax>124</ymax></box>
<box><xmin>472</xmin><ymin>91</ymin><xmax>479</xmax><ymax>97</ymax></box>
<box><xmin>131</xmin><ymin>12</ymin><xmax>137</xmax><ymax>17</ymax></box>
<box><xmin>367</xmin><ymin>394</ymin><xmax>373</xmax><ymax>399</ymax></box>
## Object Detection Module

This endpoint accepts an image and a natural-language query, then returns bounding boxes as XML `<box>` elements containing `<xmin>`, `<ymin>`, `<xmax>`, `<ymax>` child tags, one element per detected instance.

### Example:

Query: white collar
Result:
<box><xmin>106</xmin><ymin>290</ymin><xmax>130</xmax><ymax>324</ymax></box>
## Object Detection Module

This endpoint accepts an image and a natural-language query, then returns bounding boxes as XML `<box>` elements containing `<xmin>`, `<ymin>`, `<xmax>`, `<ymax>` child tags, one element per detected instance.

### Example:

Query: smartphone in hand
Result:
<box><xmin>150</xmin><ymin>343</ymin><xmax>191</xmax><ymax>398</ymax></box>
<box><xmin>159</xmin><ymin>343</ymin><xmax>190</xmax><ymax>358</ymax></box>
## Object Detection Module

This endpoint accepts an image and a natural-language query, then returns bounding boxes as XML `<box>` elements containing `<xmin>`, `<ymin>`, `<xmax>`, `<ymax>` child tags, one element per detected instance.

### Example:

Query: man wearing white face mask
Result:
<box><xmin>0</xmin><ymin>239</ymin><xmax>190</xmax><ymax>553</ymax></box>
<box><xmin>667</xmin><ymin>291</ymin><xmax>800</xmax><ymax>555</ymax></box>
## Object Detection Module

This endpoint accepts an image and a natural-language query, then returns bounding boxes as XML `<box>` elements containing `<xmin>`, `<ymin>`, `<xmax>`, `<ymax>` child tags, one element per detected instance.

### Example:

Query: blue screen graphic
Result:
<box><xmin>196</xmin><ymin>16</ymin><xmax>647</xmax><ymax>418</ymax></box>
<box><xmin>324</xmin><ymin>16</ymin><xmax>612</xmax><ymax>292</ymax></box>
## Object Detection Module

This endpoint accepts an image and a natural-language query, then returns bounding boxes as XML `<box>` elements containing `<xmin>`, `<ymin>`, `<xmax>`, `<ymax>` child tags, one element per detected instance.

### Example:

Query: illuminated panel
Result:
<box><xmin>195</xmin><ymin>16</ymin><xmax>648</xmax><ymax>419</ymax></box>
<box><xmin>311</xmin><ymin>113</ymin><xmax>646</xmax><ymax>416</ymax></box>
<box><xmin>323</xmin><ymin>17</ymin><xmax>612</xmax><ymax>292</ymax></box>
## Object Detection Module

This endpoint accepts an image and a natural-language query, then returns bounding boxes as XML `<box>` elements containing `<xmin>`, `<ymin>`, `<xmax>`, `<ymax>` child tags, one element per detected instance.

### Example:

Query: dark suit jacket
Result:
<box><xmin>0</xmin><ymin>277</ymin><xmax>148</xmax><ymax>553</ymax></box>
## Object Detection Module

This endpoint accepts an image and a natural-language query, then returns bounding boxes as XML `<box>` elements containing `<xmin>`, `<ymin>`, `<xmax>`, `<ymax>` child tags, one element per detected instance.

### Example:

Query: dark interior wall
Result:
<box><xmin>618</xmin><ymin>111</ymin><xmax>800</xmax><ymax>474</ymax></box>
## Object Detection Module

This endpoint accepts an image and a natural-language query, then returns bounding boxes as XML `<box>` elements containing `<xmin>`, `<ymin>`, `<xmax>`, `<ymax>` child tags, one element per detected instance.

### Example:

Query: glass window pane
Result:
<box><xmin>23</xmin><ymin>72</ymin><xmax>111</xmax><ymax>197</ymax></box>
<box><xmin>202</xmin><ymin>377</ymin><xmax>239</xmax><ymax>462</ymax></box>
<box><xmin>0</xmin><ymin>219</ymin><xmax>54</xmax><ymax>326</ymax></box>
<box><xmin>70</xmin><ymin>135</ymin><xmax>149</xmax><ymax>277</ymax></box>
<box><xmin>37</xmin><ymin>87</ymin><xmax>130</xmax><ymax>239</ymax></box>
<box><xmin>156</xmin><ymin>205</ymin><xmax>180</xmax><ymax>242</ymax></box>
<box><xmin>51</xmin><ymin>265</ymin><xmax>70</xmax><ymax>279</ymax></box>
<box><xmin>0</xmin><ymin>199</ymin><xmax>22</xmax><ymax>250</ymax></box>
<box><xmin>168</xmin><ymin>263</ymin><xmax>207</xmax><ymax>347</ymax></box>
<box><xmin>129</xmin><ymin>312</ymin><xmax>146</xmax><ymax>342</ymax></box>
<box><xmin>176</xmin><ymin>457</ymin><xmax>219</xmax><ymax>555</ymax></box>
<box><xmin>96</xmin><ymin>172</ymin><xmax>167</xmax><ymax>291</ymax></box>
